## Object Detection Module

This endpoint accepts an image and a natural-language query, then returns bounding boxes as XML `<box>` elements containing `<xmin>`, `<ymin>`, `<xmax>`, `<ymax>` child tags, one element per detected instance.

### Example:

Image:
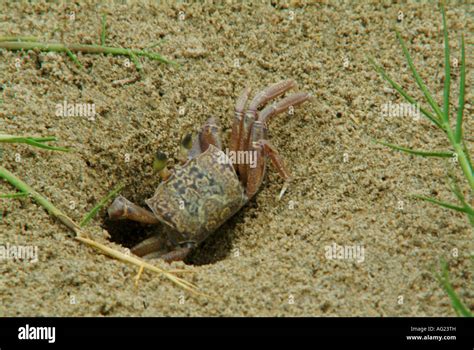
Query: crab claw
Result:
<box><xmin>107</xmin><ymin>195</ymin><xmax>160</xmax><ymax>224</ymax></box>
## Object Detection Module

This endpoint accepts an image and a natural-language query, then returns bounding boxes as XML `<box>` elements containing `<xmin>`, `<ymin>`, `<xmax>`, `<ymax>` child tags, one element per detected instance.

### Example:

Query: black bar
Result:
<box><xmin>0</xmin><ymin>317</ymin><xmax>472</xmax><ymax>347</ymax></box>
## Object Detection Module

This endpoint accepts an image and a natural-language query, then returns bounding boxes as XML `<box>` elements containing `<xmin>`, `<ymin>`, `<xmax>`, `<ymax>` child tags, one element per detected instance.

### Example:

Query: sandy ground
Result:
<box><xmin>0</xmin><ymin>1</ymin><xmax>473</xmax><ymax>316</ymax></box>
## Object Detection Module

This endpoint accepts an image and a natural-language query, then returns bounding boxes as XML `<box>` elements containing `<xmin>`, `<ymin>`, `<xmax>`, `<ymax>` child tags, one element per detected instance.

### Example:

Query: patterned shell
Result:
<box><xmin>146</xmin><ymin>144</ymin><xmax>248</xmax><ymax>245</ymax></box>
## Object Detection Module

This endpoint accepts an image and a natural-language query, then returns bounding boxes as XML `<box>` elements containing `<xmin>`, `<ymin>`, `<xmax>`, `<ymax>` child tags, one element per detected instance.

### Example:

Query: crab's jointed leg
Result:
<box><xmin>246</xmin><ymin>139</ymin><xmax>292</xmax><ymax>199</ymax></box>
<box><xmin>230</xmin><ymin>86</ymin><xmax>251</xmax><ymax>171</ymax></box>
<box><xmin>199</xmin><ymin>117</ymin><xmax>222</xmax><ymax>151</ymax></box>
<box><xmin>247</xmin><ymin>79</ymin><xmax>298</xmax><ymax>118</ymax></box>
<box><xmin>130</xmin><ymin>234</ymin><xmax>170</xmax><ymax>258</ymax></box>
<box><xmin>259</xmin><ymin>92</ymin><xmax>311</xmax><ymax>124</ymax></box>
<box><xmin>159</xmin><ymin>246</ymin><xmax>192</xmax><ymax>262</ymax></box>
<box><xmin>238</xmin><ymin>80</ymin><xmax>297</xmax><ymax>183</ymax></box>
<box><xmin>108</xmin><ymin>197</ymin><xmax>189</xmax><ymax>261</ymax></box>
<box><xmin>244</xmin><ymin>91</ymin><xmax>312</xmax><ymax>199</ymax></box>
<box><xmin>187</xmin><ymin>117</ymin><xmax>223</xmax><ymax>160</ymax></box>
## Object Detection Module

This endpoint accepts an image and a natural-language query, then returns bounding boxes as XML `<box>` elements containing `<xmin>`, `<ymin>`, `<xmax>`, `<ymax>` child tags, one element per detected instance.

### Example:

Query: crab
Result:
<box><xmin>107</xmin><ymin>80</ymin><xmax>311</xmax><ymax>262</ymax></box>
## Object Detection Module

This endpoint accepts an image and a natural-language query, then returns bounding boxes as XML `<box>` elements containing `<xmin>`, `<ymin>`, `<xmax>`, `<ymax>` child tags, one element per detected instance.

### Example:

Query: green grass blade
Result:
<box><xmin>461</xmin><ymin>139</ymin><xmax>473</xmax><ymax>176</ymax></box>
<box><xmin>374</xmin><ymin>140</ymin><xmax>453</xmax><ymax>158</ymax></box>
<box><xmin>396</xmin><ymin>31</ymin><xmax>445</xmax><ymax>121</ymax></box>
<box><xmin>413</xmin><ymin>194</ymin><xmax>474</xmax><ymax>214</ymax></box>
<box><xmin>128</xmin><ymin>49</ymin><xmax>143</xmax><ymax>77</ymax></box>
<box><xmin>101</xmin><ymin>14</ymin><xmax>107</xmax><ymax>46</ymax></box>
<box><xmin>0</xmin><ymin>36</ymin><xmax>37</xmax><ymax>42</ymax></box>
<box><xmin>436</xmin><ymin>260</ymin><xmax>472</xmax><ymax>317</ymax></box>
<box><xmin>369</xmin><ymin>58</ymin><xmax>443</xmax><ymax>129</ymax></box>
<box><xmin>0</xmin><ymin>165</ymin><xmax>82</xmax><ymax>233</ymax></box>
<box><xmin>65</xmin><ymin>47</ymin><xmax>83</xmax><ymax>69</ymax></box>
<box><xmin>441</xmin><ymin>5</ymin><xmax>451</xmax><ymax>122</ymax></box>
<box><xmin>23</xmin><ymin>139</ymin><xmax>71</xmax><ymax>152</ymax></box>
<box><xmin>0</xmin><ymin>192</ymin><xmax>28</xmax><ymax>198</ymax></box>
<box><xmin>145</xmin><ymin>38</ymin><xmax>168</xmax><ymax>50</ymax></box>
<box><xmin>0</xmin><ymin>134</ymin><xmax>71</xmax><ymax>152</ymax></box>
<box><xmin>449</xmin><ymin>172</ymin><xmax>467</xmax><ymax>204</ymax></box>
<box><xmin>80</xmin><ymin>183</ymin><xmax>124</xmax><ymax>227</ymax></box>
<box><xmin>0</xmin><ymin>40</ymin><xmax>178</xmax><ymax>66</ymax></box>
<box><xmin>30</xmin><ymin>137</ymin><xmax>57</xmax><ymax>143</ymax></box>
<box><xmin>448</xmin><ymin>173</ymin><xmax>474</xmax><ymax>227</ymax></box>
<box><xmin>0</xmin><ymin>166</ymin><xmax>198</xmax><ymax>293</ymax></box>
<box><xmin>455</xmin><ymin>35</ymin><xmax>465</xmax><ymax>143</ymax></box>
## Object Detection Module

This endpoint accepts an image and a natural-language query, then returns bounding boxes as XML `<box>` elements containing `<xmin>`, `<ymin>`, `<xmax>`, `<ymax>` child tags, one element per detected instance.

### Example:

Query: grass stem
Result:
<box><xmin>101</xmin><ymin>14</ymin><xmax>107</xmax><ymax>46</ymax></box>
<box><xmin>0</xmin><ymin>165</ymin><xmax>81</xmax><ymax>233</ymax></box>
<box><xmin>441</xmin><ymin>5</ymin><xmax>451</xmax><ymax>122</ymax></box>
<box><xmin>0</xmin><ymin>164</ymin><xmax>200</xmax><ymax>294</ymax></box>
<box><xmin>436</xmin><ymin>260</ymin><xmax>472</xmax><ymax>317</ymax></box>
<box><xmin>455</xmin><ymin>35</ymin><xmax>466</xmax><ymax>143</ymax></box>
<box><xmin>0</xmin><ymin>36</ymin><xmax>37</xmax><ymax>42</ymax></box>
<box><xmin>372</xmin><ymin>4</ymin><xmax>472</xmax><ymax>316</ymax></box>
<box><xmin>0</xmin><ymin>134</ymin><xmax>71</xmax><ymax>152</ymax></box>
<box><xmin>0</xmin><ymin>40</ymin><xmax>177</xmax><ymax>66</ymax></box>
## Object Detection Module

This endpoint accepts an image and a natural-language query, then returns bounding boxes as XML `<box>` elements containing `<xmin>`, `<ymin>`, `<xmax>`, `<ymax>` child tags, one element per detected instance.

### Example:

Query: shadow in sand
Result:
<box><xmin>102</xmin><ymin>204</ymin><xmax>252</xmax><ymax>267</ymax></box>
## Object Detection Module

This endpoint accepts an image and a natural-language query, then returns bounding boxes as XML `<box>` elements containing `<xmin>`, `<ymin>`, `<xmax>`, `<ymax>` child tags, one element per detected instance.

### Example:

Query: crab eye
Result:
<box><xmin>181</xmin><ymin>133</ymin><xmax>193</xmax><ymax>150</ymax></box>
<box><xmin>153</xmin><ymin>151</ymin><xmax>168</xmax><ymax>172</ymax></box>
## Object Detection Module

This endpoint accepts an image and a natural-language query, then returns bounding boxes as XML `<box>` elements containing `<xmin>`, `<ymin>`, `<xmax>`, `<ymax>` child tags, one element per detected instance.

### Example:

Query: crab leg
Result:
<box><xmin>245</xmin><ymin>122</ymin><xmax>265</xmax><ymax>199</ymax></box>
<box><xmin>239</xmin><ymin>80</ymin><xmax>297</xmax><ymax>183</ymax></box>
<box><xmin>187</xmin><ymin>117</ymin><xmax>223</xmax><ymax>160</ymax></box>
<box><xmin>246</xmin><ymin>139</ymin><xmax>292</xmax><ymax>200</ymax></box>
<box><xmin>159</xmin><ymin>247</ymin><xmax>192</xmax><ymax>262</ymax></box>
<box><xmin>108</xmin><ymin>195</ymin><xmax>160</xmax><ymax>224</ymax></box>
<box><xmin>199</xmin><ymin>117</ymin><xmax>222</xmax><ymax>151</ymax></box>
<box><xmin>131</xmin><ymin>236</ymin><xmax>193</xmax><ymax>262</ymax></box>
<box><xmin>244</xmin><ymin>92</ymin><xmax>311</xmax><ymax>199</ymax></box>
<box><xmin>132</xmin><ymin>236</ymin><xmax>193</xmax><ymax>262</ymax></box>
<box><xmin>131</xmin><ymin>234</ymin><xmax>170</xmax><ymax>257</ymax></box>
<box><xmin>259</xmin><ymin>92</ymin><xmax>312</xmax><ymax>124</ymax></box>
<box><xmin>247</xmin><ymin>79</ymin><xmax>297</xmax><ymax>117</ymax></box>
<box><xmin>230</xmin><ymin>87</ymin><xmax>251</xmax><ymax>171</ymax></box>
<box><xmin>259</xmin><ymin>140</ymin><xmax>292</xmax><ymax>199</ymax></box>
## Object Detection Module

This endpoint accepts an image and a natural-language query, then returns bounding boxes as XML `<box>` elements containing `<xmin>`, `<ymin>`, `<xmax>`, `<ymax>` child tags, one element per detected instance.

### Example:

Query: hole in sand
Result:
<box><xmin>101</xmin><ymin>217</ymin><xmax>151</xmax><ymax>252</ymax></box>
<box><xmin>102</xmin><ymin>209</ymin><xmax>245</xmax><ymax>267</ymax></box>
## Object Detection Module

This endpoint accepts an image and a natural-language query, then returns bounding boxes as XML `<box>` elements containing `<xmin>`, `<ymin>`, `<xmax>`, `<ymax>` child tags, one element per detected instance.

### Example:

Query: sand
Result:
<box><xmin>0</xmin><ymin>1</ymin><xmax>472</xmax><ymax>316</ymax></box>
